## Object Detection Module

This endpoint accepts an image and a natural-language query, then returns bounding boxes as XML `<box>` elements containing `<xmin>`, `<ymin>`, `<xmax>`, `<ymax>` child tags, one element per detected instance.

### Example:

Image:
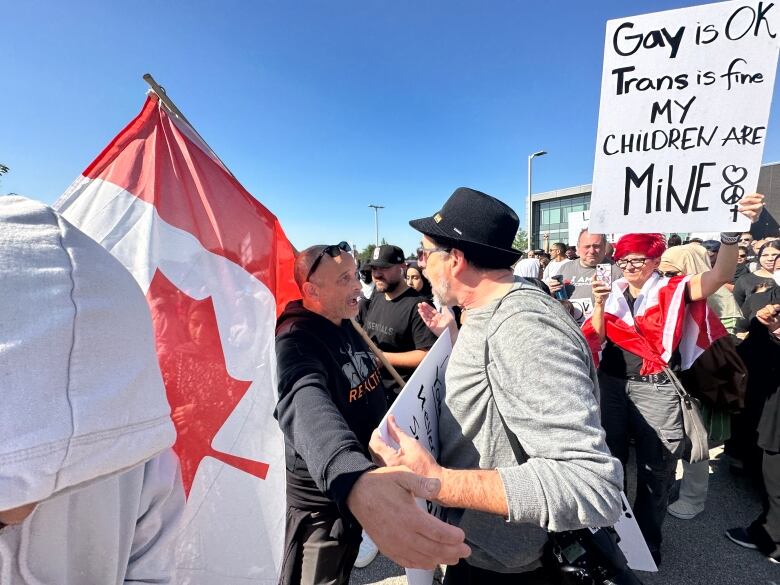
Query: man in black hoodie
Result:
<box><xmin>274</xmin><ymin>243</ymin><xmax>469</xmax><ymax>585</ymax></box>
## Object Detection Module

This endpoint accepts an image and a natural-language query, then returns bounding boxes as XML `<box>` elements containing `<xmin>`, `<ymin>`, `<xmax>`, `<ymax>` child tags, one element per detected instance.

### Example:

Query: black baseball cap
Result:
<box><xmin>367</xmin><ymin>245</ymin><xmax>405</xmax><ymax>268</ymax></box>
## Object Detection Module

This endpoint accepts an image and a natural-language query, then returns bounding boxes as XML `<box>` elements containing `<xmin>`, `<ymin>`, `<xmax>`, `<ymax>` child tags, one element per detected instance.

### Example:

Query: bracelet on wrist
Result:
<box><xmin>720</xmin><ymin>232</ymin><xmax>740</xmax><ymax>245</ymax></box>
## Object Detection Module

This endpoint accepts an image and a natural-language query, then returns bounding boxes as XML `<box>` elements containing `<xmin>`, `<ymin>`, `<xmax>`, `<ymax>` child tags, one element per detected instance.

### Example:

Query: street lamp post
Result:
<box><xmin>368</xmin><ymin>204</ymin><xmax>384</xmax><ymax>247</ymax></box>
<box><xmin>527</xmin><ymin>150</ymin><xmax>547</xmax><ymax>252</ymax></box>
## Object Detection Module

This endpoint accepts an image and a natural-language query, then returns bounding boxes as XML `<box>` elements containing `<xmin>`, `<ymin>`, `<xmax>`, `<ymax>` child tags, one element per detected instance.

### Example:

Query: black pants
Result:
<box><xmin>278</xmin><ymin>507</ymin><xmax>361</xmax><ymax>585</ymax></box>
<box><xmin>599</xmin><ymin>372</ymin><xmax>684</xmax><ymax>560</ymax></box>
<box><xmin>748</xmin><ymin>450</ymin><xmax>780</xmax><ymax>558</ymax></box>
<box><xmin>443</xmin><ymin>559</ymin><xmax>559</xmax><ymax>585</ymax></box>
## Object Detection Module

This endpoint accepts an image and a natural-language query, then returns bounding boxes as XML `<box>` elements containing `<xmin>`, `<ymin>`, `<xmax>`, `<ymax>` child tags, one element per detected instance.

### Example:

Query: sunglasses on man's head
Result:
<box><xmin>306</xmin><ymin>241</ymin><xmax>351</xmax><ymax>281</ymax></box>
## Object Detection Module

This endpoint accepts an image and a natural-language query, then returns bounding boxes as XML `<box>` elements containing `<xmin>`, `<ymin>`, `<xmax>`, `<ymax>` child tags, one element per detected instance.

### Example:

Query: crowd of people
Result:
<box><xmin>275</xmin><ymin>186</ymin><xmax>780</xmax><ymax>585</ymax></box>
<box><xmin>2</xmin><ymin>187</ymin><xmax>778</xmax><ymax>585</ymax></box>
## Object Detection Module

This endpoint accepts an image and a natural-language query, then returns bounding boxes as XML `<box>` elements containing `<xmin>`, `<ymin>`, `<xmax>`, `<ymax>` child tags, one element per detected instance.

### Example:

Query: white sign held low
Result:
<box><xmin>377</xmin><ymin>328</ymin><xmax>451</xmax><ymax>585</ymax></box>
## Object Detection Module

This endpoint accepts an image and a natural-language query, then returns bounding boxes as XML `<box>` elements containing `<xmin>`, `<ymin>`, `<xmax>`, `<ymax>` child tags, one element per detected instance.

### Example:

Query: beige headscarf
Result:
<box><xmin>660</xmin><ymin>243</ymin><xmax>742</xmax><ymax>320</ymax></box>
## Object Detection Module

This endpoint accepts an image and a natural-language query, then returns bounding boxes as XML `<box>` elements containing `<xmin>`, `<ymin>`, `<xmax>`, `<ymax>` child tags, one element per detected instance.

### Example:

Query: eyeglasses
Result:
<box><xmin>417</xmin><ymin>245</ymin><xmax>451</xmax><ymax>262</ymax></box>
<box><xmin>662</xmin><ymin>270</ymin><xmax>681</xmax><ymax>277</ymax></box>
<box><xmin>306</xmin><ymin>241</ymin><xmax>351</xmax><ymax>282</ymax></box>
<box><xmin>616</xmin><ymin>257</ymin><xmax>648</xmax><ymax>269</ymax></box>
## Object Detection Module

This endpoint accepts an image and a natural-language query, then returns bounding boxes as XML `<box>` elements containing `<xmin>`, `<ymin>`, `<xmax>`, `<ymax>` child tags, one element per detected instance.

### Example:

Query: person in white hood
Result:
<box><xmin>0</xmin><ymin>196</ymin><xmax>184</xmax><ymax>584</ymax></box>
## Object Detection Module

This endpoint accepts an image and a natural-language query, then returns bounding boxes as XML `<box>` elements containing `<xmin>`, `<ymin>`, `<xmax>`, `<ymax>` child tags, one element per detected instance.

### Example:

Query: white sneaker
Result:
<box><xmin>667</xmin><ymin>499</ymin><xmax>704</xmax><ymax>520</ymax></box>
<box><xmin>354</xmin><ymin>534</ymin><xmax>378</xmax><ymax>568</ymax></box>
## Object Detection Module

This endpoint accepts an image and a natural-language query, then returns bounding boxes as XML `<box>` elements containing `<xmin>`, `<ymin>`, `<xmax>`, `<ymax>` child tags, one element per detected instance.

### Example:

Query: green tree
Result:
<box><xmin>512</xmin><ymin>229</ymin><xmax>528</xmax><ymax>252</ymax></box>
<box><xmin>358</xmin><ymin>244</ymin><xmax>377</xmax><ymax>263</ymax></box>
<box><xmin>357</xmin><ymin>238</ymin><xmax>387</xmax><ymax>263</ymax></box>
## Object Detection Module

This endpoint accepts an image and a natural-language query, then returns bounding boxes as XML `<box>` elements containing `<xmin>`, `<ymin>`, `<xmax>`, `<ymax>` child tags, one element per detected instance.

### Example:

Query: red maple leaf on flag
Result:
<box><xmin>147</xmin><ymin>269</ymin><xmax>269</xmax><ymax>495</ymax></box>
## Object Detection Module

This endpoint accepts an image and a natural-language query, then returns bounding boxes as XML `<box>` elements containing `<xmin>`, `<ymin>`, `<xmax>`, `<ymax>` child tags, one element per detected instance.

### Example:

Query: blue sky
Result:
<box><xmin>3</xmin><ymin>0</ymin><xmax>779</xmax><ymax>256</ymax></box>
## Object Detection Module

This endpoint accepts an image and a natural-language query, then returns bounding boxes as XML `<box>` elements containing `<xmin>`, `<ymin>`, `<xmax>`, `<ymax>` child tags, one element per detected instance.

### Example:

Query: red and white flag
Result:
<box><xmin>55</xmin><ymin>92</ymin><xmax>300</xmax><ymax>584</ymax></box>
<box><xmin>581</xmin><ymin>272</ymin><xmax>727</xmax><ymax>374</ymax></box>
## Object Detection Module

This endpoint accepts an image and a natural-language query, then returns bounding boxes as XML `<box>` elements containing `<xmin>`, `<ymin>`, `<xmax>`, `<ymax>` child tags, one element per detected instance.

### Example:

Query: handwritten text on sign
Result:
<box><xmin>590</xmin><ymin>0</ymin><xmax>780</xmax><ymax>233</ymax></box>
<box><xmin>378</xmin><ymin>329</ymin><xmax>451</xmax><ymax>585</ymax></box>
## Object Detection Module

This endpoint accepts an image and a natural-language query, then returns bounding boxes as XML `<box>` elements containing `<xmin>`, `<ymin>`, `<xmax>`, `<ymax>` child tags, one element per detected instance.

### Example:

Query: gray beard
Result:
<box><xmin>432</xmin><ymin>277</ymin><xmax>452</xmax><ymax>306</ymax></box>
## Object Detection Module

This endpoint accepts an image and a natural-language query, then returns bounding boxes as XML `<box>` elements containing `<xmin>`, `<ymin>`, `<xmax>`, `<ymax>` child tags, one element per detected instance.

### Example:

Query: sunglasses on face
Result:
<box><xmin>662</xmin><ymin>270</ymin><xmax>681</xmax><ymax>277</ymax></box>
<box><xmin>417</xmin><ymin>245</ymin><xmax>451</xmax><ymax>262</ymax></box>
<box><xmin>616</xmin><ymin>257</ymin><xmax>648</xmax><ymax>269</ymax></box>
<box><xmin>306</xmin><ymin>241</ymin><xmax>351</xmax><ymax>281</ymax></box>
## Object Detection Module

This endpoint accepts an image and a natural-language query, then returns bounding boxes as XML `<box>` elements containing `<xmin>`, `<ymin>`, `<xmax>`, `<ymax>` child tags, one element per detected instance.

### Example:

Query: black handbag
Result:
<box><xmin>484</xmin><ymin>288</ymin><xmax>643</xmax><ymax>585</ymax></box>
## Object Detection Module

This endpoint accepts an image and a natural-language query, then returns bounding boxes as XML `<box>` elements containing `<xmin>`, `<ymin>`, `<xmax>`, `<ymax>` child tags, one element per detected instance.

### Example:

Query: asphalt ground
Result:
<box><xmin>350</xmin><ymin>446</ymin><xmax>779</xmax><ymax>585</ymax></box>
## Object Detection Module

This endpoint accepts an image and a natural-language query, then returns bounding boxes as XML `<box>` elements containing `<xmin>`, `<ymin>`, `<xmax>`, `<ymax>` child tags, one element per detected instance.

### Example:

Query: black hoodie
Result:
<box><xmin>274</xmin><ymin>300</ymin><xmax>387</xmax><ymax>520</ymax></box>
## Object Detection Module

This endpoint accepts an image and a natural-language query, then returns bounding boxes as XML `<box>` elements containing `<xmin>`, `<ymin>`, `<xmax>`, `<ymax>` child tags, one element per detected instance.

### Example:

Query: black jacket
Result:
<box><xmin>274</xmin><ymin>300</ymin><xmax>387</xmax><ymax>520</ymax></box>
<box><xmin>738</xmin><ymin>317</ymin><xmax>780</xmax><ymax>452</ymax></box>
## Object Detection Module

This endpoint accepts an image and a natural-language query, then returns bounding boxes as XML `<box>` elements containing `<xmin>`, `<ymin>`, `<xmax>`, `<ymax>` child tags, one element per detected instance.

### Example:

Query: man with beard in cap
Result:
<box><xmin>358</xmin><ymin>244</ymin><xmax>438</xmax><ymax>403</ymax></box>
<box><xmin>354</xmin><ymin>243</ymin><xmax>438</xmax><ymax>567</ymax></box>
<box><xmin>370</xmin><ymin>187</ymin><xmax>622</xmax><ymax>584</ymax></box>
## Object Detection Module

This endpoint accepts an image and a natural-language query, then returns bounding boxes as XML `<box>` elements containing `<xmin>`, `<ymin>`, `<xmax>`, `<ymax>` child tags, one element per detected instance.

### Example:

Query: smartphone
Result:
<box><xmin>551</xmin><ymin>274</ymin><xmax>568</xmax><ymax>300</ymax></box>
<box><xmin>595</xmin><ymin>263</ymin><xmax>612</xmax><ymax>287</ymax></box>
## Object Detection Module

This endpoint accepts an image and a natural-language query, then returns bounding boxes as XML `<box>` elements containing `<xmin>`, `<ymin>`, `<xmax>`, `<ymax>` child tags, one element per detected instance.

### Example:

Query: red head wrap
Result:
<box><xmin>613</xmin><ymin>233</ymin><xmax>666</xmax><ymax>261</ymax></box>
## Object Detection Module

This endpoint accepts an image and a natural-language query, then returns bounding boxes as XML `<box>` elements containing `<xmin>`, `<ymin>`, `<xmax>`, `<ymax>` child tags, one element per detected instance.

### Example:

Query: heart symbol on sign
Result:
<box><xmin>723</xmin><ymin>165</ymin><xmax>748</xmax><ymax>185</ymax></box>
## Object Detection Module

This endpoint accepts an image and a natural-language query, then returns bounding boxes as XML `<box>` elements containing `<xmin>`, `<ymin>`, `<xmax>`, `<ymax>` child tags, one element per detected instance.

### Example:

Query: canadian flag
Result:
<box><xmin>581</xmin><ymin>272</ymin><xmax>727</xmax><ymax>374</ymax></box>
<box><xmin>55</xmin><ymin>92</ymin><xmax>300</xmax><ymax>584</ymax></box>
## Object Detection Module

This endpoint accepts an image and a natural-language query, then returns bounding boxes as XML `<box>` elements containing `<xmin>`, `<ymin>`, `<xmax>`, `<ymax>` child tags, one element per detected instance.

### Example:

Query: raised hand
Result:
<box><xmin>417</xmin><ymin>302</ymin><xmax>454</xmax><ymax>337</ymax></box>
<box><xmin>590</xmin><ymin>275</ymin><xmax>611</xmax><ymax>307</ymax></box>
<box><xmin>738</xmin><ymin>193</ymin><xmax>766</xmax><ymax>224</ymax></box>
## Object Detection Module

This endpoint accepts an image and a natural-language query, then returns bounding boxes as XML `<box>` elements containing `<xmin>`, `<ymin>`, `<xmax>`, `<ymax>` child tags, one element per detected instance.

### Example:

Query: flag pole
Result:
<box><xmin>142</xmin><ymin>73</ymin><xmax>236</xmax><ymax>179</ymax></box>
<box><xmin>350</xmin><ymin>318</ymin><xmax>406</xmax><ymax>390</ymax></box>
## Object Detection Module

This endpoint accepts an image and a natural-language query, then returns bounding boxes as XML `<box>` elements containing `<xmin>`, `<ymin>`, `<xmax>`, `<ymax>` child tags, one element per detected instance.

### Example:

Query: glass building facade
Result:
<box><xmin>531</xmin><ymin>192</ymin><xmax>591</xmax><ymax>249</ymax></box>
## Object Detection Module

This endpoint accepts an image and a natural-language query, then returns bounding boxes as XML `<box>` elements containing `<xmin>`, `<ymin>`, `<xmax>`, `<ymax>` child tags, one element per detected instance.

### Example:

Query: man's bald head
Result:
<box><xmin>294</xmin><ymin>245</ymin><xmax>328</xmax><ymax>291</ymax></box>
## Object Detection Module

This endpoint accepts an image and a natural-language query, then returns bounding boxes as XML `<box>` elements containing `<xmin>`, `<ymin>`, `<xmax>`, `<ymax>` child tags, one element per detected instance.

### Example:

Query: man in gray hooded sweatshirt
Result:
<box><xmin>371</xmin><ymin>187</ymin><xmax>623</xmax><ymax>585</ymax></box>
<box><xmin>0</xmin><ymin>196</ymin><xmax>184</xmax><ymax>584</ymax></box>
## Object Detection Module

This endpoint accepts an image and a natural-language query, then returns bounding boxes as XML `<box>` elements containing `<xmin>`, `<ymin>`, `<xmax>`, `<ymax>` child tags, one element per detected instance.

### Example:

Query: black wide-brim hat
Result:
<box><xmin>409</xmin><ymin>187</ymin><xmax>522</xmax><ymax>266</ymax></box>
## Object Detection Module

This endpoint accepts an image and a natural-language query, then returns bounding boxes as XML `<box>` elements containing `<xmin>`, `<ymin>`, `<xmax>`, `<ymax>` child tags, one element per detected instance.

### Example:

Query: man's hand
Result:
<box><xmin>418</xmin><ymin>302</ymin><xmax>455</xmax><ymax>338</ymax></box>
<box><xmin>545</xmin><ymin>278</ymin><xmax>563</xmax><ymax>295</ymax></box>
<box><xmin>370</xmin><ymin>415</ymin><xmax>441</xmax><ymax>479</ymax></box>
<box><xmin>347</xmin><ymin>466</ymin><xmax>470</xmax><ymax>569</ymax></box>
<box><xmin>739</xmin><ymin>193</ymin><xmax>765</xmax><ymax>223</ymax></box>
<box><xmin>757</xmin><ymin>304</ymin><xmax>780</xmax><ymax>334</ymax></box>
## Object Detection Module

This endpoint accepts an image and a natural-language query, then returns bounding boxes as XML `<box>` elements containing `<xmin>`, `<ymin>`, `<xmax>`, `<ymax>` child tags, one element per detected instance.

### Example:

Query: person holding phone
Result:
<box><xmin>547</xmin><ymin>230</ymin><xmax>621</xmax><ymax>324</ymax></box>
<box><xmin>583</xmin><ymin>193</ymin><xmax>765</xmax><ymax>565</ymax></box>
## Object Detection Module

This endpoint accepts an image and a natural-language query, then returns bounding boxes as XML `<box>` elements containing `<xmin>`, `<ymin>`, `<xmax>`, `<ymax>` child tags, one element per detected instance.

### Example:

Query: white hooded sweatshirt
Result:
<box><xmin>0</xmin><ymin>196</ymin><xmax>184</xmax><ymax>584</ymax></box>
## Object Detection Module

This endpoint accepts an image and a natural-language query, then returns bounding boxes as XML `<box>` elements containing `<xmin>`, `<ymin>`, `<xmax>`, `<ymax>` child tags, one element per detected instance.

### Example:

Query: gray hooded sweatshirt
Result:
<box><xmin>440</xmin><ymin>280</ymin><xmax>623</xmax><ymax>573</ymax></box>
<box><xmin>0</xmin><ymin>196</ymin><xmax>184</xmax><ymax>584</ymax></box>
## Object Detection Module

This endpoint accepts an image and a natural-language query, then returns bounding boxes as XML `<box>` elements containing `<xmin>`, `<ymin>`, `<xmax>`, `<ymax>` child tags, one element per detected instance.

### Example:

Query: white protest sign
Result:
<box><xmin>377</xmin><ymin>328</ymin><xmax>451</xmax><ymax>585</ymax></box>
<box><xmin>612</xmin><ymin>492</ymin><xmax>657</xmax><ymax>572</ymax></box>
<box><xmin>590</xmin><ymin>0</ymin><xmax>780</xmax><ymax>233</ymax></box>
<box><xmin>567</xmin><ymin>210</ymin><xmax>623</xmax><ymax>244</ymax></box>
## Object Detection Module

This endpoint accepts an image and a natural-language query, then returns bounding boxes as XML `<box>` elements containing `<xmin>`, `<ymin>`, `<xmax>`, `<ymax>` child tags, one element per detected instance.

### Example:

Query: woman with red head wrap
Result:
<box><xmin>582</xmin><ymin>193</ymin><xmax>765</xmax><ymax>565</ymax></box>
